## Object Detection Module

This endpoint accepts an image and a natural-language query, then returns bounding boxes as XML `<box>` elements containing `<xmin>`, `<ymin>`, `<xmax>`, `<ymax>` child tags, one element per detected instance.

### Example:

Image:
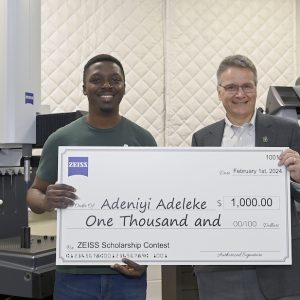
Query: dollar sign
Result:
<box><xmin>217</xmin><ymin>200</ymin><xmax>222</xmax><ymax>207</ymax></box>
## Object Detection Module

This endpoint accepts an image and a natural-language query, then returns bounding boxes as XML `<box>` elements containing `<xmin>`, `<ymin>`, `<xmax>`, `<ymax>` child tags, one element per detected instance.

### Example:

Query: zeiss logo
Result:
<box><xmin>68</xmin><ymin>157</ymin><xmax>88</xmax><ymax>177</ymax></box>
<box><xmin>25</xmin><ymin>92</ymin><xmax>34</xmax><ymax>104</ymax></box>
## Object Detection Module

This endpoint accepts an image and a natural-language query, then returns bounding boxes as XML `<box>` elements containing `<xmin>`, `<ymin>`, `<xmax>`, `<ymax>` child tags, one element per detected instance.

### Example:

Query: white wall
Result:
<box><xmin>297</xmin><ymin>0</ymin><xmax>300</xmax><ymax>78</ymax></box>
<box><xmin>41</xmin><ymin>0</ymin><xmax>297</xmax><ymax>147</ymax></box>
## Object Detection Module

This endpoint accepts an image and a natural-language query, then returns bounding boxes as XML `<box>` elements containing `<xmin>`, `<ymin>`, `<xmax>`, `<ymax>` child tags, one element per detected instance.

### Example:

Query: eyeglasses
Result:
<box><xmin>219</xmin><ymin>83</ymin><xmax>256</xmax><ymax>94</ymax></box>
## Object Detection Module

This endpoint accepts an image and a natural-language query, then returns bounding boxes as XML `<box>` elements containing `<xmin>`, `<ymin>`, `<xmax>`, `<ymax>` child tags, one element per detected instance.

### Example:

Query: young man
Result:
<box><xmin>192</xmin><ymin>55</ymin><xmax>300</xmax><ymax>300</ymax></box>
<box><xmin>27</xmin><ymin>54</ymin><xmax>157</xmax><ymax>300</ymax></box>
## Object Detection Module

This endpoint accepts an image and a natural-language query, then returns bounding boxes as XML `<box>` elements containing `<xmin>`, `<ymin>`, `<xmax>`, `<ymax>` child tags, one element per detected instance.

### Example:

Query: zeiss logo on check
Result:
<box><xmin>68</xmin><ymin>157</ymin><xmax>88</xmax><ymax>177</ymax></box>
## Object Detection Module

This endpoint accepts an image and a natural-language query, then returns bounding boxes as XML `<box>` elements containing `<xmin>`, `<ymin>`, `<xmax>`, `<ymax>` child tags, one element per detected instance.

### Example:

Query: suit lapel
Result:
<box><xmin>255</xmin><ymin>111</ymin><xmax>276</xmax><ymax>147</ymax></box>
<box><xmin>207</xmin><ymin>120</ymin><xmax>225</xmax><ymax>146</ymax></box>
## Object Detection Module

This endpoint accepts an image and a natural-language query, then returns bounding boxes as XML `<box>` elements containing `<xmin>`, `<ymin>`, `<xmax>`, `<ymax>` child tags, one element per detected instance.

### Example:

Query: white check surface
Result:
<box><xmin>56</xmin><ymin>147</ymin><xmax>291</xmax><ymax>265</ymax></box>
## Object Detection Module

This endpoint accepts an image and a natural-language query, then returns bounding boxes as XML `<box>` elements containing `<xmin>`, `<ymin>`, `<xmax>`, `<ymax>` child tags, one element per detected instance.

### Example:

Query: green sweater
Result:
<box><xmin>37</xmin><ymin>116</ymin><xmax>157</xmax><ymax>274</ymax></box>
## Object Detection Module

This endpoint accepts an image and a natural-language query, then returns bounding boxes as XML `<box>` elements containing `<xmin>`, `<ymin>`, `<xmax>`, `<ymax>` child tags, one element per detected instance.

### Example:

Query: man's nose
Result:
<box><xmin>102</xmin><ymin>81</ymin><xmax>112</xmax><ymax>88</ymax></box>
<box><xmin>236</xmin><ymin>86</ymin><xmax>246</xmax><ymax>96</ymax></box>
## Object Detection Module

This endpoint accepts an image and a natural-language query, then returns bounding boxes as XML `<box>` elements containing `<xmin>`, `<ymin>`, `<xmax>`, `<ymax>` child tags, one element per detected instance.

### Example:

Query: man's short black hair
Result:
<box><xmin>83</xmin><ymin>54</ymin><xmax>125</xmax><ymax>83</ymax></box>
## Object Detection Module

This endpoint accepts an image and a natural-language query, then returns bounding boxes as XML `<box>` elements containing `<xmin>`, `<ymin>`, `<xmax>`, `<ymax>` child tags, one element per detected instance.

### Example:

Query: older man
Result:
<box><xmin>192</xmin><ymin>55</ymin><xmax>300</xmax><ymax>300</ymax></box>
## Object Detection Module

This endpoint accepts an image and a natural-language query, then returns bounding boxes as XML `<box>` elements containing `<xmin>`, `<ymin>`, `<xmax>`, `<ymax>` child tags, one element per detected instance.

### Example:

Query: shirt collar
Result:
<box><xmin>224</xmin><ymin>111</ymin><xmax>256</xmax><ymax>138</ymax></box>
<box><xmin>225</xmin><ymin>110</ymin><xmax>256</xmax><ymax>128</ymax></box>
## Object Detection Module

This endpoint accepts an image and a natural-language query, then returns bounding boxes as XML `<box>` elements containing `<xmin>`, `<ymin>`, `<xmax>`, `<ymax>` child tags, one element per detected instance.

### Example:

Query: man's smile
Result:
<box><xmin>98</xmin><ymin>93</ymin><xmax>114</xmax><ymax>102</ymax></box>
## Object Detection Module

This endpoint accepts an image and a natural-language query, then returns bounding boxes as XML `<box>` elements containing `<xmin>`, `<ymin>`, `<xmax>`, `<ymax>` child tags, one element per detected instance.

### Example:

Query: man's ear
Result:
<box><xmin>217</xmin><ymin>87</ymin><xmax>222</xmax><ymax>101</ymax></box>
<box><xmin>83</xmin><ymin>85</ymin><xmax>87</xmax><ymax>95</ymax></box>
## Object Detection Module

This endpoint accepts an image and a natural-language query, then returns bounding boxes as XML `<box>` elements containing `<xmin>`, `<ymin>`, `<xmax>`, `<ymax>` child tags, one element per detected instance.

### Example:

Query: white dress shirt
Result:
<box><xmin>221</xmin><ymin>112</ymin><xmax>256</xmax><ymax>147</ymax></box>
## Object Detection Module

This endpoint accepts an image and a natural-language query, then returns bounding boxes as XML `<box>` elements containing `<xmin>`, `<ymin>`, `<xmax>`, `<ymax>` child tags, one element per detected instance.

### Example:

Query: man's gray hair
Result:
<box><xmin>217</xmin><ymin>55</ymin><xmax>257</xmax><ymax>85</ymax></box>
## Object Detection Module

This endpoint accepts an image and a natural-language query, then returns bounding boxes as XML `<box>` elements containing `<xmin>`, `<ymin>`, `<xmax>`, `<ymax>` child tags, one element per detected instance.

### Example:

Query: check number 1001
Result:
<box><xmin>223</xmin><ymin>196</ymin><xmax>279</xmax><ymax>209</ymax></box>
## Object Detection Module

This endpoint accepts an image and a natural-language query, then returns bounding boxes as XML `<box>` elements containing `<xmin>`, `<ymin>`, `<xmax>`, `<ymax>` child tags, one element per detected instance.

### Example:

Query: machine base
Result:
<box><xmin>0</xmin><ymin>235</ymin><xmax>56</xmax><ymax>299</ymax></box>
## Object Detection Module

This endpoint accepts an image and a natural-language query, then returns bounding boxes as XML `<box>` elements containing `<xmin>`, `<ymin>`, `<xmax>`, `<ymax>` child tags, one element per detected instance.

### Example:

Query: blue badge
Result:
<box><xmin>68</xmin><ymin>157</ymin><xmax>88</xmax><ymax>177</ymax></box>
<box><xmin>25</xmin><ymin>92</ymin><xmax>34</xmax><ymax>104</ymax></box>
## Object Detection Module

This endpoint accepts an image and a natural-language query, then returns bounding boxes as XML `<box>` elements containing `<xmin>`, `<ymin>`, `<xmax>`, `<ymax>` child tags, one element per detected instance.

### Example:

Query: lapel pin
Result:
<box><xmin>262</xmin><ymin>136</ymin><xmax>268</xmax><ymax>143</ymax></box>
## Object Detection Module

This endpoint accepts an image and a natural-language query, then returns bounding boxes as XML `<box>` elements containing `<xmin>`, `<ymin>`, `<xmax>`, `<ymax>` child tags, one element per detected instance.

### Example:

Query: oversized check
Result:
<box><xmin>56</xmin><ymin>147</ymin><xmax>291</xmax><ymax>265</ymax></box>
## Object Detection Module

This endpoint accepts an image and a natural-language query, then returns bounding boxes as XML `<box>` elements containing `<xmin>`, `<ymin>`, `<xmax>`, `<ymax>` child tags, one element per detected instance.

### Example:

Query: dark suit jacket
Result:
<box><xmin>192</xmin><ymin>110</ymin><xmax>300</xmax><ymax>299</ymax></box>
